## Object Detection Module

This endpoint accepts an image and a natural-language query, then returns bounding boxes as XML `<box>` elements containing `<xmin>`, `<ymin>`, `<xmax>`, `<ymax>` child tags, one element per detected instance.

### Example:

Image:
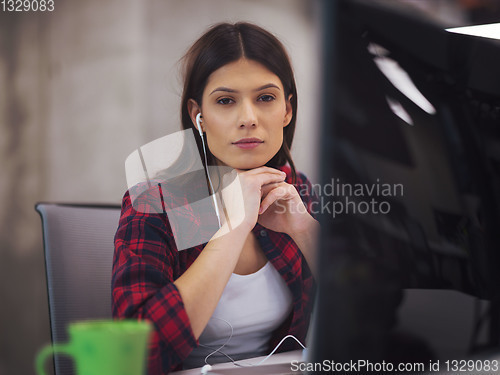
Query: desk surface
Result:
<box><xmin>171</xmin><ymin>349</ymin><xmax>303</xmax><ymax>375</ymax></box>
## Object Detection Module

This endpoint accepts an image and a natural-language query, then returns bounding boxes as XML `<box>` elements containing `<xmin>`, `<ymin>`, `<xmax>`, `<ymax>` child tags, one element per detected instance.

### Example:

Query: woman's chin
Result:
<box><xmin>231</xmin><ymin>161</ymin><xmax>268</xmax><ymax>170</ymax></box>
<box><xmin>216</xmin><ymin>156</ymin><xmax>269</xmax><ymax>171</ymax></box>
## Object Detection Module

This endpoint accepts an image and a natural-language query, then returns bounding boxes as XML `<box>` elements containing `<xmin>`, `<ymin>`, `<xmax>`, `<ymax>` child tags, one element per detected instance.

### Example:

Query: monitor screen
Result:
<box><xmin>309</xmin><ymin>0</ymin><xmax>500</xmax><ymax>372</ymax></box>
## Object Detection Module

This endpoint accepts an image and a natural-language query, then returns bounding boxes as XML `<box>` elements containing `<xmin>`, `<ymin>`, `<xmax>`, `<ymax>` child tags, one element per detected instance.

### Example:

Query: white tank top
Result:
<box><xmin>183</xmin><ymin>261</ymin><xmax>293</xmax><ymax>369</ymax></box>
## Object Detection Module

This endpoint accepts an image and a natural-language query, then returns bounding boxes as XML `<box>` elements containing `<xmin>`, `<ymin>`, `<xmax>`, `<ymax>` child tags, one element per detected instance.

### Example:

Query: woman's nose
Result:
<box><xmin>238</xmin><ymin>100</ymin><xmax>257</xmax><ymax>128</ymax></box>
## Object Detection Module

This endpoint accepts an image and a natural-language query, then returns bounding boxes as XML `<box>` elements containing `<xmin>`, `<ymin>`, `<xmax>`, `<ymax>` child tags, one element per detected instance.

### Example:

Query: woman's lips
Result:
<box><xmin>232</xmin><ymin>138</ymin><xmax>264</xmax><ymax>149</ymax></box>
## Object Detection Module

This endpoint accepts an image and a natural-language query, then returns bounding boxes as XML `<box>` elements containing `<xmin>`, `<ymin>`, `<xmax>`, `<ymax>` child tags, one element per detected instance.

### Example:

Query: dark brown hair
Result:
<box><xmin>180</xmin><ymin>22</ymin><xmax>298</xmax><ymax>183</ymax></box>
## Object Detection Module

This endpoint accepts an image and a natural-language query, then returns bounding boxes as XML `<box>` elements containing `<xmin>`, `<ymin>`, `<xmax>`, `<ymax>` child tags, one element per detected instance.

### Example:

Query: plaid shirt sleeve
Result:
<box><xmin>112</xmin><ymin>186</ymin><xmax>197</xmax><ymax>374</ymax></box>
<box><xmin>295</xmin><ymin>170</ymin><xmax>318</xmax><ymax>335</ymax></box>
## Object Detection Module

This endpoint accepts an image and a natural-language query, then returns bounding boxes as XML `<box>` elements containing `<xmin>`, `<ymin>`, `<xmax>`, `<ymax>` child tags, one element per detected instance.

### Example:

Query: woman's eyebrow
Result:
<box><xmin>254</xmin><ymin>83</ymin><xmax>281</xmax><ymax>92</ymax></box>
<box><xmin>209</xmin><ymin>87</ymin><xmax>237</xmax><ymax>95</ymax></box>
<box><xmin>209</xmin><ymin>83</ymin><xmax>281</xmax><ymax>96</ymax></box>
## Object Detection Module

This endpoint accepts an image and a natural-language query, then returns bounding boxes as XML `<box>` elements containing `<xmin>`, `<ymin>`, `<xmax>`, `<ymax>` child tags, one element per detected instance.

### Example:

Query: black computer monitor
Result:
<box><xmin>310</xmin><ymin>0</ymin><xmax>500</xmax><ymax>371</ymax></box>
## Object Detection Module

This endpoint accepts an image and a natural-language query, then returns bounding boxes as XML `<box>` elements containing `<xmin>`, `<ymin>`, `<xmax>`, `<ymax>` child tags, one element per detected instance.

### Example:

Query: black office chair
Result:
<box><xmin>35</xmin><ymin>203</ymin><xmax>121</xmax><ymax>375</ymax></box>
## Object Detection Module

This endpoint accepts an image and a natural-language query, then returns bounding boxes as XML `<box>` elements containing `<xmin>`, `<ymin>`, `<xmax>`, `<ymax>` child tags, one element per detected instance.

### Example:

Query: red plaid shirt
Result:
<box><xmin>112</xmin><ymin>165</ymin><xmax>317</xmax><ymax>374</ymax></box>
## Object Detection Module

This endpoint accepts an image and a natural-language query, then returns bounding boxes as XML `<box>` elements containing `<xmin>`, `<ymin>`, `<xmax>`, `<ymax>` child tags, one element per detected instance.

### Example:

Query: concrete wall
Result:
<box><xmin>0</xmin><ymin>1</ymin><xmax>321</xmax><ymax>374</ymax></box>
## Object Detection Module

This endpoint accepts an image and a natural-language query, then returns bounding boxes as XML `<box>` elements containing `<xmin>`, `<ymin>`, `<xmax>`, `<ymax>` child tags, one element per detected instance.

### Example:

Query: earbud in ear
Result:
<box><xmin>195</xmin><ymin>113</ymin><xmax>203</xmax><ymax>137</ymax></box>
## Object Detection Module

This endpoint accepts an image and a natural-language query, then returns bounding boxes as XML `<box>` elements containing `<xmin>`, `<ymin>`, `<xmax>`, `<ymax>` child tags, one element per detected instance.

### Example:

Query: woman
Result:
<box><xmin>112</xmin><ymin>22</ymin><xmax>319</xmax><ymax>374</ymax></box>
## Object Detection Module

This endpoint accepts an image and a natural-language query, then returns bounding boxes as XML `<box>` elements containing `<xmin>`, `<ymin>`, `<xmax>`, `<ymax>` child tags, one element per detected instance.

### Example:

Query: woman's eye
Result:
<box><xmin>217</xmin><ymin>98</ymin><xmax>234</xmax><ymax>105</ymax></box>
<box><xmin>258</xmin><ymin>95</ymin><xmax>275</xmax><ymax>102</ymax></box>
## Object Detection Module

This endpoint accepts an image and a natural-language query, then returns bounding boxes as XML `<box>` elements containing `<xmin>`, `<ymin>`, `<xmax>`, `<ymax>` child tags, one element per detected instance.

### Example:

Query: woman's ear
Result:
<box><xmin>187</xmin><ymin>99</ymin><xmax>203</xmax><ymax>131</ymax></box>
<box><xmin>283</xmin><ymin>94</ymin><xmax>293</xmax><ymax>127</ymax></box>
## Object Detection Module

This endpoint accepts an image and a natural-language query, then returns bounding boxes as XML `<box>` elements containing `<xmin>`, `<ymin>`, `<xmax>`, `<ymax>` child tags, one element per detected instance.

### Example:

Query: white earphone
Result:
<box><xmin>196</xmin><ymin>113</ymin><xmax>203</xmax><ymax>137</ymax></box>
<box><xmin>195</xmin><ymin>112</ymin><xmax>222</xmax><ymax>227</ymax></box>
<box><xmin>192</xmin><ymin>112</ymin><xmax>303</xmax><ymax>374</ymax></box>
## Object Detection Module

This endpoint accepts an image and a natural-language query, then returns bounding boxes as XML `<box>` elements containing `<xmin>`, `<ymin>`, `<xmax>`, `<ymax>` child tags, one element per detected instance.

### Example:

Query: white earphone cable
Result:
<box><xmin>198</xmin><ymin>317</ymin><xmax>234</xmax><ymax>364</ymax></box>
<box><xmin>196</xmin><ymin>116</ymin><xmax>222</xmax><ymax>228</ymax></box>
<box><xmin>199</xmin><ymin>317</ymin><xmax>305</xmax><ymax>369</ymax></box>
<box><xmin>194</xmin><ymin>114</ymin><xmax>305</xmax><ymax>373</ymax></box>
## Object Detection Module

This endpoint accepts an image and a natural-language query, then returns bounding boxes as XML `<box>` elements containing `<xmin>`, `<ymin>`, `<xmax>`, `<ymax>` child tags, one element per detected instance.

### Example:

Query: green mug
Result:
<box><xmin>35</xmin><ymin>320</ymin><xmax>152</xmax><ymax>375</ymax></box>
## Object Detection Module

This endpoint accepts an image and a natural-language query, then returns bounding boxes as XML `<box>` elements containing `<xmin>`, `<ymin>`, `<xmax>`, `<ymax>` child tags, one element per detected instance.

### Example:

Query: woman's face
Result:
<box><xmin>190</xmin><ymin>58</ymin><xmax>292</xmax><ymax>170</ymax></box>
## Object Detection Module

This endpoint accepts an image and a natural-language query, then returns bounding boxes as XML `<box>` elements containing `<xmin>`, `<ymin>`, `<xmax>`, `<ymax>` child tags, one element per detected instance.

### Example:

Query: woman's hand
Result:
<box><xmin>257</xmin><ymin>181</ymin><xmax>315</xmax><ymax>237</ymax></box>
<box><xmin>258</xmin><ymin>179</ymin><xmax>319</xmax><ymax>276</ymax></box>
<box><xmin>219</xmin><ymin>166</ymin><xmax>287</xmax><ymax>232</ymax></box>
<box><xmin>219</xmin><ymin>167</ymin><xmax>319</xmax><ymax>276</ymax></box>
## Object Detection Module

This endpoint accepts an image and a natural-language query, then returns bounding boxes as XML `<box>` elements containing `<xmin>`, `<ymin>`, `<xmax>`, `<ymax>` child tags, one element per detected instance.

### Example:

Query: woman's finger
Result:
<box><xmin>236</xmin><ymin>170</ymin><xmax>287</xmax><ymax>191</ymax></box>
<box><xmin>236</xmin><ymin>166</ymin><xmax>286</xmax><ymax>177</ymax></box>
<box><xmin>259</xmin><ymin>184</ymin><xmax>294</xmax><ymax>214</ymax></box>
<box><xmin>260</xmin><ymin>182</ymin><xmax>284</xmax><ymax>197</ymax></box>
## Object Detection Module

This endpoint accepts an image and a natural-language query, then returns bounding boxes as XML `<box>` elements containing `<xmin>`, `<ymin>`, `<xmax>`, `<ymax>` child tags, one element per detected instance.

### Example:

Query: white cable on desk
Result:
<box><xmin>232</xmin><ymin>335</ymin><xmax>306</xmax><ymax>368</ymax></box>
<box><xmin>199</xmin><ymin>317</ymin><xmax>305</xmax><ymax>373</ymax></box>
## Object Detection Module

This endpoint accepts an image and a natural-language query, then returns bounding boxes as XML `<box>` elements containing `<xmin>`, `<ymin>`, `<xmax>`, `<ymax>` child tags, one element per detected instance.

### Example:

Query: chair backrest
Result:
<box><xmin>35</xmin><ymin>203</ymin><xmax>121</xmax><ymax>375</ymax></box>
